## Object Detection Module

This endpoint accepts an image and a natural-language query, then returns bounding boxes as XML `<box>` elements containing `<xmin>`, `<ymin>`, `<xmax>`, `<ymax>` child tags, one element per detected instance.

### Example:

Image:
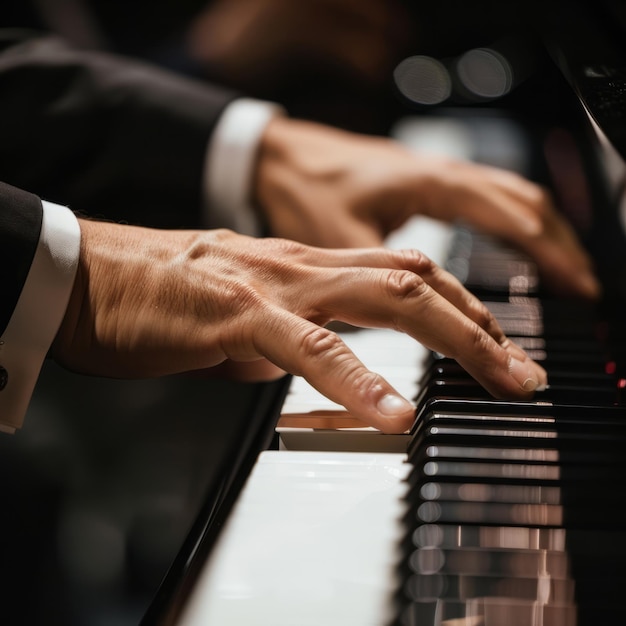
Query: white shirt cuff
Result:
<box><xmin>203</xmin><ymin>98</ymin><xmax>285</xmax><ymax>236</ymax></box>
<box><xmin>0</xmin><ymin>201</ymin><xmax>81</xmax><ymax>432</ymax></box>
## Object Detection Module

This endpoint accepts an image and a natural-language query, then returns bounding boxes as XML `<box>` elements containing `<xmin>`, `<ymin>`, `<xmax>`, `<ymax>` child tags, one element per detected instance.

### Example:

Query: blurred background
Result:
<box><xmin>9</xmin><ymin>0</ymin><xmax>539</xmax><ymax>134</ymax></box>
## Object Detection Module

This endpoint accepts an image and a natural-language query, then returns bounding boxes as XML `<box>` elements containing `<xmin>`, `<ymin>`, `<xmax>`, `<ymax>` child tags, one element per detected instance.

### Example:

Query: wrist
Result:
<box><xmin>253</xmin><ymin>116</ymin><xmax>321</xmax><ymax>238</ymax></box>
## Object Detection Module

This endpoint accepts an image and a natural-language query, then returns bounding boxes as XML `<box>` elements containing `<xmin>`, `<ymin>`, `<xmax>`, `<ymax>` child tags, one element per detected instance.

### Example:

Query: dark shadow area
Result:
<box><xmin>0</xmin><ymin>360</ymin><xmax>276</xmax><ymax>626</ymax></box>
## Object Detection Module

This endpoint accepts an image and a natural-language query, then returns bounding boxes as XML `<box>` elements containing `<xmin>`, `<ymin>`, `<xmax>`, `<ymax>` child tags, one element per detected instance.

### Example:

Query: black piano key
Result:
<box><xmin>410</xmin><ymin>498</ymin><xmax>626</xmax><ymax>528</ymax></box>
<box><xmin>398</xmin><ymin>573</ymin><xmax>577</xmax><ymax>619</ymax></box>
<box><xmin>397</xmin><ymin>596</ymin><xmax>579</xmax><ymax>626</ymax></box>
<box><xmin>409</xmin><ymin>525</ymin><xmax>626</xmax><ymax>557</ymax></box>
<box><xmin>403</xmin><ymin>571</ymin><xmax>574</xmax><ymax>602</ymax></box>
<box><xmin>400</xmin><ymin>527</ymin><xmax>626</xmax><ymax>582</ymax></box>
<box><xmin>427</xmin><ymin>359</ymin><xmax>615</xmax><ymax>384</ymax></box>
<box><xmin>432</xmin><ymin>352</ymin><xmax>615</xmax><ymax>378</ymax></box>
<box><xmin>413</xmin><ymin>375</ymin><xmax>622</xmax><ymax>407</ymax></box>
<box><xmin>406</xmin><ymin>545</ymin><xmax>571</xmax><ymax>578</ymax></box>
<box><xmin>415</xmin><ymin>480</ymin><xmax>606</xmax><ymax>506</ymax></box>
<box><xmin>411</xmin><ymin>398</ymin><xmax>626</xmax><ymax>435</ymax></box>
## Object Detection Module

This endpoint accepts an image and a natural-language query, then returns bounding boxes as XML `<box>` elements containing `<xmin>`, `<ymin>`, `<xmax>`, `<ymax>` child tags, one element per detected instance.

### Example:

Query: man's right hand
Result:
<box><xmin>52</xmin><ymin>221</ymin><xmax>546</xmax><ymax>434</ymax></box>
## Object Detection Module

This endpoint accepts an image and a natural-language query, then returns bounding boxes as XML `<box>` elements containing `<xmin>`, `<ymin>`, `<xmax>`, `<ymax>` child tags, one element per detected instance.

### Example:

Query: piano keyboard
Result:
<box><xmin>175</xmin><ymin>115</ymin><xmax>626</xmax><ymax>626</ymax></box>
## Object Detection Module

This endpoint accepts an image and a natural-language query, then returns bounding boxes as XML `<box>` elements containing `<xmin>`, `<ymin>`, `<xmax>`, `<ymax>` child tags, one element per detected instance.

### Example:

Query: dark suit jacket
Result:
<box><xmin>0</xmin><ymin>29</ymin><xmax>240</xmax><ymax>229</ymax></box>
<box><xmin>0</xmin><ymin>181</ymin><xmax>42</xmax><ymax>337</ymax></box>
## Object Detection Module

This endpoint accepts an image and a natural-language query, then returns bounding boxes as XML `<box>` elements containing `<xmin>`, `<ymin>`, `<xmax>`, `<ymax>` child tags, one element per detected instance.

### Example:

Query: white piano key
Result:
<box><xmin>177</xmin><ymin>451</ymin><xmax>411</xmax><ymax>626</ymax></box>
<box><xmin>384</xmin><ymin>214</ymin><xmax>453</xmax><ymax>260</ymax></box>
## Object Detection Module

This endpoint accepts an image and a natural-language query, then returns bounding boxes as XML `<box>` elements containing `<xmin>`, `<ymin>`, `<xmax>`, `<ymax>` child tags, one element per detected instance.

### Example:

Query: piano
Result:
<box><xmin>140</xmin><ymin>2</ymin><xmax>626</xmax><ymax>625</ymax></box>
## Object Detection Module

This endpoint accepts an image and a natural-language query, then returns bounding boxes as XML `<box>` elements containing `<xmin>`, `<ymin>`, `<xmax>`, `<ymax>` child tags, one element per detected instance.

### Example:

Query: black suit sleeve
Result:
<box><xmin>0</xmin><ymin>180</ymin><xmax>43</xmax><ymax>335</ymax></box>
<box><xmin>0</xmin><ymin>30</ymin><xmax>241</xmax><ymax>228</ymax></box>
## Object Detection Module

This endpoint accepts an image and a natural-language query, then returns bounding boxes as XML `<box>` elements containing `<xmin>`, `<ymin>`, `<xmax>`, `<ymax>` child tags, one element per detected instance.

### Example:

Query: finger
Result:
<box><xmin>307</xmin><ymin>264</ymin><xmax>547</xmax><ymax>393</ymax></box>
<box><xmin>421</xmin><ymin>161</ymin><xmax>546</xmax><ymax>237</ymax></box>
<box><xmin>420</xmin><ymin>163</ymin><xmax>600</xmax><ymax>298</ymax></box>
<box><xmin>392</xmin><ymin>253</ymin><xmax>546</xmax><ymax>367</ymax></box>
<box><xmin>461</xmin><ymin>173</ymin><xmax>600</xmax><ymax>299</ymax></box>
<box><xmin>480</xmin><ymin>178</ymin><xmax>600</xmax><ymax>298</ymax></box>
<box><xmin>256</xmin><ymin>310</ymin><xmax>417</xmax><ymax>434</ymax></box>
<box><xmin>301</xmin><ymin>246</ymin><xmax>515</xmax><ymax>343</ymax></box>
<box><xmin>286</xmin><ymin>244</ymin><xmax>545</xmax><ymax>374</ymax></box>
<box><xmin>243</xmin><ymin>243</ymin><xmax>546</xmax><ymax>394</ymax></box>
<box><xmin>520</xmin><ymin>210</ymin><xmax>601</xmax><ymax>299</ymax></box>
<box><xmin>387</xmin><ymin>285</ymin><xmax>547</xmax><ymax>397</ymax></box>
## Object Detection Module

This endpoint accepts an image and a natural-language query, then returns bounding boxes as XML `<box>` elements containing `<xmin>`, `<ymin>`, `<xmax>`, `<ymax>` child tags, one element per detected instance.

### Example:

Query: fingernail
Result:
<box><xmin>509</xmin><ymin>356</ymin><xmax>539</xmax><ymax>392</ymax></box>
<box><xmin>377</xmin><ymin>393</ymin><xmax>414</xmax><ymax>415</ymax></box>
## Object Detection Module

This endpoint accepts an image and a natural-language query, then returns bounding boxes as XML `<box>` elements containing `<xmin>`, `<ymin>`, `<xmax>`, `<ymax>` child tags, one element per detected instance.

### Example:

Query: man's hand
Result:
<box><xmin>52</xmin><ymin>221</ymin><xmax>546</xmax><ymax>434</ymax></box>
<box><xmin>254</xmin><ymin>117</ymin><xmax>601</xmax><ymax>300</ymax></box>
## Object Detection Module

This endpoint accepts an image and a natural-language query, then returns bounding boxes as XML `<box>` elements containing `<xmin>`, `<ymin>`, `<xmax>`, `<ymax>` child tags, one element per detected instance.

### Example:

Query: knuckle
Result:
<box><xmin>300</xmin><ymin>325</ymin><xmax>345</xmax><ymax>361</ymax></box>
<box><xmin>468</xmin><ymin>322</ymin><xmax>494</xmax><ymax>359</ymax></box>
<box><xmin>220</xmin><ymin>279</ymin><xmax>265</xmax><ymax>317</ymax></box>
<box><xmin>334</xmin><ymin>358</ymin><xmax>388</xmax><ymax>405</ymax></box>
<box><xmin>472</xmin><ymin>302</ymin><xmax>499</xmax><ymax>333</ymax></box>
<box><xmin>394</xmin><ymin>249</ymin><xmax>434</xmax><ymax>272</ymax></box>
<box><xmin>350</xmin><ymin>369</ymin><xmax>386</xmax><ymax>401</ymax></box>
<box><xmin>518</xmin><ymin>180</ymin><xmax>552</xmax><ymax>224</ymax></box>
<box><xmin>385</xmin><ymin>269</ymin><xmax>429</xmax><ymax>301</ymax></box>
<box><xmin>446</xmin><ymin>321</ymin><xmax>492</xmax><ymax>362</ymax></box>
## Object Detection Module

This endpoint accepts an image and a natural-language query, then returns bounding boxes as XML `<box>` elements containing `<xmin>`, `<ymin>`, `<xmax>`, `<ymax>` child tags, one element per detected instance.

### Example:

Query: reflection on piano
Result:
<box><xmin>142</xmin><ymin>2</ymin><xmax>626</xmax><ymax>625</ymax></box>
